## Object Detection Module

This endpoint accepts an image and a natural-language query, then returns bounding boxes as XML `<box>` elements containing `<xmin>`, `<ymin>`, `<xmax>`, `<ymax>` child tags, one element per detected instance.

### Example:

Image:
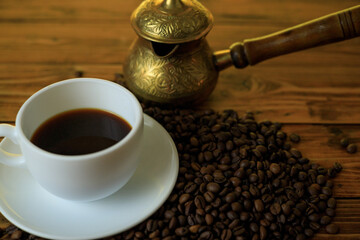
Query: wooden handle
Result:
<box><xmin>230</xmin><ymin>5</ymin><xmax>360</xmax><ymax>68</ymax></box>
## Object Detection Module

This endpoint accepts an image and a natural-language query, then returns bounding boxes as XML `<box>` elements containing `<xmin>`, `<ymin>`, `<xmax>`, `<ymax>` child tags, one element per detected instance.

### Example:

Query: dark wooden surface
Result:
<box><xmin>1</xmin><ymin>0</ymin><xmax>360</xmax><ymax>239</ymax></box>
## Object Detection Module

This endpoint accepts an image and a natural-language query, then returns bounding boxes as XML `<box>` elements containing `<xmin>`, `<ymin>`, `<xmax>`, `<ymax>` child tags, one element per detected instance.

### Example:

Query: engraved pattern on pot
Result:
<box><xmin>126</xmin><ymin>45</ymin><xmax>210</xmax><ymax>99</ymax></box>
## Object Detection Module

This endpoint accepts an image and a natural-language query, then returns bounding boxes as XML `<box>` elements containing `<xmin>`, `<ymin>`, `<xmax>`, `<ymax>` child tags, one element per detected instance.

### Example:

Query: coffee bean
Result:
<box><xmin>207</xmin><ymin>182</ymin><xmax>221</xmax><ymax>193</ymax></box>
<box><xmin>325</xmin><ymin>223</ymin><xmax>339</xmax><ymax>234</ymax></box>
<box><xmin>249</xmin><ymin>185</ymin><xmax>260</xmax><ymax>197</ymax></box>
<box><xmin>296</xmin><ymin>202</ymin><xmax>307</xmax><ymax>212</ymax></box>
<box><xmin>187</xmin><ymin>215</ymin><xmax>196</xmax><ymax>225</ymax></box>
<box><xmin>211</xmin><ymin>124</ymin><xmax>221</xmax><ymax>132</ymax></box>
<box><xmin>204</xmin><ymin>191</ymin><xmax>215</xmax><ymax>202</ymax></box>
<box><xmin>327</xmin><ymin>197</ymin><xmax>337</xmax><ymax>208</ymax></box>
<box><xmin>269</xmin><ymin>163</ymin><xmax>281</xmax><ymax>175</ymax></box>
<box><xmin>317</xmin><ymin>166</ymin><xmax>327</xmax><ymax>175</ymax></box>
<box><xmin>320</xmin><ymin>215</ymin><xmax>332</xmax><ymax>225</ymax></box>
<box><xmin>195</xmin><ymin>195</ymin><xmax>206</xmax><ymax>209</ymax></box>
<box><xmin>135</xmin><ymin>231</ymin><xmax>144</xmax><ymax>238</ymax></box>
<box><xmin>249</xmin><ymin>173</ymin><xmax>259</xmax><ymax>183</ymax></box>
<box><xmin>296</xmin><ymin>234</ymin><xmax>306</xmax><ymax>240</ymax></box>
<box><xmin>326</xmin><ymin>208</ymin><xmax>336</xmax><ymax>217</ymax></box>
<box><xmin>199</xmin><ymin>230</ymin><xmax>213</xmax><ymax>239</ymax></box>
<box><xmin>230</xmin><ymin>202</ymin><xmax>241</xmax><ymax>212</ymax></box>
<box><xmin>243</xmin><ymin>199</ymin><xmax>253</xmax><ymax>210</ymax></box>
<box><xmin>308</xmin><ymin>184</ymin><xmax>321</xmax><ymax>196</ymax></box>
<box><xmin>318</xmin><ymin>200</ymin><xmax>327</xmax><ymax>212</ymax></box>
<box><xmin>309</xmin><ymin>222</ymin><xmax>321</xmax><ymax>231</ymax></box>
<box><xmin>316</xmin><ymin>175</ymin><xmax>326</xmax><ymax>185</ymax></box>
<box><xmin>230</xmin><ymin>177</ymin><xmax>241</xmax><ymax>187</ymax></box>
<box><xmin>203</xmin><ymin>174</ymin><xmax>213</xmax><ymax>182</ymax></box>
<box><xmin>227</xmin><ymin>219</ymin><xmax>239</xmax><ymax>229</ymax></box>
<box><xmin>149</xmin><ymin>229</ymin><xmax>160</xmax><ymax>238</ymax></box>
<box><xmin>290</xmin><ymin>148</ymin><xmax>302</xmax><ymax>158</ymax></box>
<box><xmin>175</xmin><ymin>227</ymin><xmax>189</xmax><ymax>236</ymax></box>
<box><xmin>146</xmin><ymin>219</ymin><xmax>158</xmax><ymax>232</ymax></box>
<box><xmin>164</xmin><ymin>210</ymin><xmax>175</xmax><ymax>219</ymax></box>
<box><xmin>224</xmin><ymin>192</ymin><xmax>236</xmax><ymax>203</ymax></box>
<box><xmin>327</xmin><ymin>167</ymin><xmax>337</xmax><ymax>178</ymax></box>
<box><xmin>169</xmin><ymin>217</ymin><xmax>177</xmax><ymax>229</ymax></box>
<box><xmin>319</xmin><ymin>193</ymin><xmax>328</xmax><ymax>200</ymax></box>
<box><xmin>322</xmin><ymin>187</ymin><xmax>332</xmax><ymax>196</ymax></box>
<box><xmin>334</xmin><ymin>162</ymin><xmax>343</xmax><ymax>172</ymax></box>
<box><xmin>191</xmin><ymin>162</ymin><xmax>201</xmax><ymax>171</ymax></box>
<box><xmin>270</xmin><ymin>203</ymin><xmax>281</xmax><ymax>215</ymax></box>
<box><xmin>308</xmin><ymin>213</ymin><xmax>320</xmax><ymax>222</ymax></box>
<box><xmin>258</xmin><ymin>192</ymin><xmax>270</xmax><ymax>203</ymax></box>
<box><xmin>189</xmin><ymin>224</ymin><xmax>201</xmax><ymax>233</ymax></box>
<box><xmin>250</xmin><ymin>222</ymin><xmax>259</xmax><ymax>232</ymax></box>
<box><xmin>211</xmin><ymin>197</ymin><xmax>221</xmax><ymax>207</ymax></box>
<box><xmin>293</xmin><ymin>182</ymin><xmax>303</xmax><ymax>189</ymax></box>
<box><xmin>196</xmin><ymin>208</ymin><xmax>205</xmax><ymax>216</ymax></box>
<box><xmin>199</xmin><ymin>182</ymin><xmax>207</xmax><ymax>193</ymax></box>
<box><xmin>254</xmin><ymin>199</ymin><xmax>264</xmax><ymax>212</ymax></box>
<box><xmin>239</xmin><ymin>159</ymin><xmax>250</xmax><ymax>168</ymax></box>
<box><xmin>347</xmin><ymin>143</ymin><xmax>357</xmax><ymax>154</ymax></box>
<box><xmin>184</xmin><ymin>201</ymin><xmax>194</xmax><ymax>216</ymax></box>
<box><xmin>299</xmin><ymin>157</ymin><xmax>309</xmax><ymax>164</ymax></box>
<box><xmin>178</xmin><ymin>215</ymin><xmax>186</xmax><ymax>226</ymax></box>
<box><xmin>232</xmin><ymin>227</ymin><xmax>245</xmax><ymax>237</ymax></box>
<box><xmin>190</xmin><ymin>136</ymin><xmax>199</xmax><ymax>147</ymax></box>
<box><xmin>234</xmin><ymin>168</ymin><xmax>245</xmax><ymax>179</ymax></box>
<box><xmin>204</xmin><ymin>151</ymin><xmax>213</xmax><ymax>161</ymax></box>
<box><xmin>290</xmin><ymin>133</ymin><xmax>301</xmax><ymax>143</ymax></box>
<box><xmin>239</xmin><ymin>211</ymin><xmax>249</xmax><ymax>221</ymax></box>
<box><xmin>274</xmin><ymin>130</ymin><xmax>285</xmax><ymax>139</ymax></box>
<box><xmin>281</xmin><ymin>203</ymin><xmax>291</xmax><ymax>215</ymax></box>
<box><xmin>259</xmin><ymin>225</ymin><xmax>267</xmax><ymax>240</ymax></box>
<box><xmin>205</xmin><ymin>214</ymin><xmax>214</xmax><ymax>225</ymax></box>
<box><xmin>298</xmin><ymin>171</ymin><xmax>307</xmax><ymax>181</ymax></box>
<box><xmin>304</xmin><ymin>228</ymin><xmax>314</xmax><ymax>237</ymax></box>
<box><xmin>227</xmin><ymin>210</ymin><xmax>238</xmax><ymax>220</ymax></box>
<box><xmin>179</xmin><ymin>194</ymin><xmax>190</xmax><ymax>205</ymax></box>
<box><xmin>221</xmin><ymin>229</ymin><xmax>232</xmax><ymax>240</ymax></box>
<box><xmin>340</xmin><ymin>137</ymin><xmax>349</xmax><ymax>147</ymax></box>
<box><xmin>10</xmin><ymin>230</ymin><xmax>22</xmax><ymax>240</ymax></box>
<box><xmin>225</xmin><ymin>140</ymin><xmax>234</xmax><ymax>151</ymax></box>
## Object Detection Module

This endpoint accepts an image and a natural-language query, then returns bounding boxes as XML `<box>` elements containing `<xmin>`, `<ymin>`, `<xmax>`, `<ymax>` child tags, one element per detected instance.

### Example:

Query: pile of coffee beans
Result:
<box><xmin>117</xmin><ymin>107</ymin><xmax>342</xmax><ymax>240</ymax></box>
<box><xmin>0</xmin><ymin>107</ymin><xmax>343</xmax><ymax>240</ymax></box>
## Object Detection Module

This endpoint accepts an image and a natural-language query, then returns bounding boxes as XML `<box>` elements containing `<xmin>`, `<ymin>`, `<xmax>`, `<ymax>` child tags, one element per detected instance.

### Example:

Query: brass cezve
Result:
<box><xmin>124</xmin><ymin>0</ymin><xmax>360</xmax><ymax>105</ymax></box>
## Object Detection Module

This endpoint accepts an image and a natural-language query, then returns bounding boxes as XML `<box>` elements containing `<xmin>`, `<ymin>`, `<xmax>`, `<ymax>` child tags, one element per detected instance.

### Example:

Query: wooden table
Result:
<box><xmin>1</xmin><ymin>0</ymin><xmax>360</xmax><ymax>239</ymax></box>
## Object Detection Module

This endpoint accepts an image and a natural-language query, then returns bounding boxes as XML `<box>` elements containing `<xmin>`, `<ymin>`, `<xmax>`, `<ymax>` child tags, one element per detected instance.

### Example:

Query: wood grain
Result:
<box><xmin>0</xmin><ymin>0</ymin><xmax>360</xmax><ymax>239</ymax></box>
<box><xmin>0</xmin><ymin>1</ymin><xmax>359</xmax><ymax>123</ymax></box>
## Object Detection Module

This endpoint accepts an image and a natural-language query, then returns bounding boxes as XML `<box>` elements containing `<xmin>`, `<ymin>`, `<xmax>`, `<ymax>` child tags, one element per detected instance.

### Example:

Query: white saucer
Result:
<box><xmin>0</xmin><ymin>114</ymin><xmax>179</xmax><ymax>240</ymax></box>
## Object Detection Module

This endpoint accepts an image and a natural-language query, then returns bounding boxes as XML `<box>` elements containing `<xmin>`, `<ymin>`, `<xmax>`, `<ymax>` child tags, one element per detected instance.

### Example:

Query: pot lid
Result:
<box><xmin>130</xmin><ymin>0</ymin><xmax>214</xmax><ymax>44</ymax></box>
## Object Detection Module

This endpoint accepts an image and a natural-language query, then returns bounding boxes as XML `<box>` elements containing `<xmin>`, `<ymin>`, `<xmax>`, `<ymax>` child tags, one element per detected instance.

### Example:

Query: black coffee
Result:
<box><xmin>31</xmin><ymin>108</ymin><xmax>131</xmax><ymax>155</ymax></box>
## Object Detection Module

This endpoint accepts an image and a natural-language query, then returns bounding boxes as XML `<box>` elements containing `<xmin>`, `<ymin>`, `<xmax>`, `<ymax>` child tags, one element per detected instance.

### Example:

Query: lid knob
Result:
<box><xmin>161</xmin><ymin>0</ymin><xmax>184</xmax><ymax>10</ymax></box>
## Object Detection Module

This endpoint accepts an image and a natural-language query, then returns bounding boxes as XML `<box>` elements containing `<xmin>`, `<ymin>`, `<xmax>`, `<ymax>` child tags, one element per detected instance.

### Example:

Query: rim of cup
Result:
<box><xmin>15</xmin><ymin>78</ymin><xmax>143</xmax><ymax>161</ymax></box>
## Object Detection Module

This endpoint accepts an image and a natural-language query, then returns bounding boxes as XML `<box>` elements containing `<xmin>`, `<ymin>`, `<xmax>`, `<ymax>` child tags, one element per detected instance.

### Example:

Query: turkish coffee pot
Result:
<box><xmin>124</xmin><ymin>0</ymin><xmax>360</xmax><ymax>105</ymax></box>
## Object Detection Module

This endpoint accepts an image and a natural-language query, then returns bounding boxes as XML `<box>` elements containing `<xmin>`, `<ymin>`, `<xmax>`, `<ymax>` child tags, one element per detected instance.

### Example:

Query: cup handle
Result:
<box><xmin>0</xmin><ymin>124</ymin><xmax>25</xmax><ymax>167</ymax></box>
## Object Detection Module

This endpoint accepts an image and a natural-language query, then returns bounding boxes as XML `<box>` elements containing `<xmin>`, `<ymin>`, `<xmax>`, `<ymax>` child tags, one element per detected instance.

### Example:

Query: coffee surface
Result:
<box><xmin>31</xmin><ymin>108</ymin><xmax>131</xmax><ymax>155</ymax></box>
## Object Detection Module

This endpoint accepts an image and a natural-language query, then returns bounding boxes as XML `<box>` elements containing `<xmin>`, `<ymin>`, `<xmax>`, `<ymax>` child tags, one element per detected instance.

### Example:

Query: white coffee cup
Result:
<box><xmin>0</xmin><ymin>78</ymin><xmax>144</xmax><ymax>202</ymax></box>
